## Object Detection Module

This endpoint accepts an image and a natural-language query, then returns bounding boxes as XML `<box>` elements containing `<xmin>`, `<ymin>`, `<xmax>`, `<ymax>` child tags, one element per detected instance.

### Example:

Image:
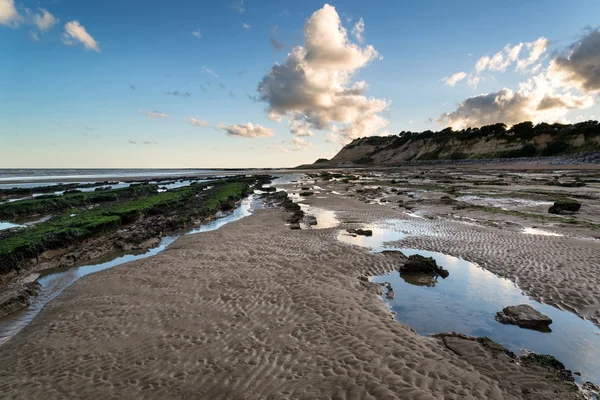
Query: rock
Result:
<box><xmin>399</xmin><ymin>254</ymin><xmax>450</xmax><ymax>278</ymax></box>
<box><xmin>520</xmin><ymin>353</ymin><xmax>574</xmax><ymax>382</ymax></box>
<box><xmin>548</xmin><ymin>199</ymin><xmax>581</xmax><ymax>214</ymax></box>
<box><xmin>346</xmin><ymin>228</ymin><xmax>373</xmax><ymax>237</ymax></box>
<box><xmin>301</xmin><ymin>186</ymin><xmax>311</xmax><ymax>190</ymax></box>
<box><xmin>304</xmin><ymin>215</ymin><xmax>318</xmax><ymax>226</ymax></box>
<box><xmin>495</xmin><ymin>304</ymin><xmax>552</xmax><ymax>330</ymax></box>
<box><xmin>260</xmin><ymin>185</ymin><xmax>277</xmax><ymax>192</ymax></box>
<box><xmin>582</xmin><ymin>382</ymin><xmax>600</xmax><ymax>398</ymax></box>
<box><xmin>289</xmin><ymin>222</ymin><xmax>301</xmax><ymax>230</ymax></box>
<box><xmin>299</xmin><ymin>191</ymin><xmax>313</xmax><ymax>197</ymax></box>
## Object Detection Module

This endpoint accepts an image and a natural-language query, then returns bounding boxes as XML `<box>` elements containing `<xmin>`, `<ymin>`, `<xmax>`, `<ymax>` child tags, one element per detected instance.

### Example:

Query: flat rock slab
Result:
<box><xmin>495</xmin><ymin>304</ymin><xmax>552</xmax><ymax>330</ymax></box>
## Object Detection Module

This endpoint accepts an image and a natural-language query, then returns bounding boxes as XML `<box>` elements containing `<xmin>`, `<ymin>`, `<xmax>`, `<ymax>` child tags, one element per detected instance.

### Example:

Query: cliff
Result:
<box><xmin>325</xmin><ymin>121</ymin><xmax>600</xmax><ymax>165</ymax></box>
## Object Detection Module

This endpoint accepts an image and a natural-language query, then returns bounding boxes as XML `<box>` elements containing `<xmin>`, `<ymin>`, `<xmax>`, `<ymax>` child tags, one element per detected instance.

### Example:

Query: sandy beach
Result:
<box><xmin>1</xmin><ymin>169</ymin><xmax>599</xmax><ymax>399</ymax></box>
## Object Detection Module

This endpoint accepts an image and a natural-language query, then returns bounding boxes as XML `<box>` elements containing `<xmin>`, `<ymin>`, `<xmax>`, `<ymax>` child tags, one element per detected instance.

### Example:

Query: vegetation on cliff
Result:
<box><xmin>328</xmin><ymin>120</ymin><xmax>600</xmax><ymax>164</ymax></box>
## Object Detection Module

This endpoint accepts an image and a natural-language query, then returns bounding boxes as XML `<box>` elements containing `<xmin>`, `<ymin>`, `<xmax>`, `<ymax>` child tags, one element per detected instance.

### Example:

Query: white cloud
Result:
<box><xmin>219</xmin><ymin>122</ymin><xmax>275</xmax><ymax>138</ymax></box>
<box><xmin>141</xmin><ymin>110</ymin><xmax>169</xmax><ymax>118</ymax></box>
<box><xmin>192</xmin><ymin>29</ymin><xmax>202</xmax><ymax>39</ymax></box>
<box><xmin>467</xmin><ymin>75</ymin><xmax>481</xmax><ymax>89</ymax></box>
<box><xmin>292</xmin><ymin>137</ymin><xmax>313</xmax><ymax>149</ymax></box>
<box><xmin>232</xmin><ymin>0</ymin><xmax>245</xmax><ymax>13</ymax></box>
<box><xmin>517</xmin><ymin>37</ymin><xmax>550</xmax><ymax>71</ymax></box>
<box><xmin>442</xmin><ymin>71</ymin><xmax>467</xmax><ymax>87</ymax></box>
<box><xmin>0</xmin><ymin>0</ymin><xmax>22</xmax><ymax>27</ymax></box>
<box><xmin>257</xmin><ymin>4</ymin><xmax>388</xmax><ymax>145</ymax></box>
<box><xmin>202</xmin><ymin>66</ymin><xmax>219</xmax><ymax>78</ymax></box>
<box><xmin>186</xmin><ymin>117</ymin><xmax>209</xmax><ymax>127</ymax></box>
<box><xmin>63</xmin><ymin>21</ymin><xmax>100</xmax><ymax>52</ymax></box>
<box><xmin>242</xmin><ymin>23</ymin><xmax>251</xmax><ymax>30</ymax></box>
<box><xmin>352</xmin><ymin>17</ymin><xmax>364</xmax><ymax>43</ymax></box>
<box><xmin>289</xmin><ymin>119</ymin><xmax>314</xmax><ymax>136</ymax></box>
<box><xmin>30</xmin><ymin>31</ymin><xmax>39</xmax><ymax>41</ymax></box>
<box><xmin>474</xmin><ymin>38</ymin><xmax>548</xmax><ymax>75</ymax></box>
<box><xmin>128</xmin><ymin>139</ymin><xmax>136</xmax><ymax>144</ymax></box>
<box><xmin>33</xmin><ymin>8</ymin><xmax>57</xmax><ymax>31</ymax></box>
<box><xmin>439</xmin><ymin>31</ymin><xmax>598</xmax><ymax>129</ymax></box>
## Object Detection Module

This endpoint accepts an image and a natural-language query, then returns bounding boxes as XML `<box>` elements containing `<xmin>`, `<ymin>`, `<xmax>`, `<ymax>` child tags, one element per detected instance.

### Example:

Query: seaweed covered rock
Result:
<box><xmin>548</xmin><ymin>199</ymin><xmax>581</xmax><ymax>214</ymax></box>
<box><xmin>399</xmin><ymin>254</ymin><xmax>449</xmax><ymax>278</ymax></box>
<box><xmin>495</xmin><ymin>304</ymin><xmax>552</xmax><ymax>330</ymax></box>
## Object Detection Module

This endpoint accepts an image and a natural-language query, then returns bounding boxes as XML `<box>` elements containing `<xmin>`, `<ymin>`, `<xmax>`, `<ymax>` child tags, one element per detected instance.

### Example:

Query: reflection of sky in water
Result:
<box><xmin>0</xmin><ymin>221</ymin><xmax>22</xmax><ymax>231</ymax></box>
<box><xmin>0</xmin><ymin>195</ymin><xmax>256</xmax><ymax>346</ymax></box>
<box><xmin>371</xmin><ymin>249</ymin><xmax>600</xmax><ymax>384</ymax></box>
<box><xmin>523</xmin><ymin>227</ymin><xmax>563</xmax><ymax>237</ymax></box>
<box><xmin>337</xmin><ymin>220</ymin><xmax>600</xmax><ymax>384</ymax></box>
<box><xmin>299</xmin><ymin>205</ymin><xmax>339</xmax><ymax>229</ymax></box>
<box><xmin>337</xmin><ymin>223</ymin><xmax>406</xmax><ymax>250</ymax></box>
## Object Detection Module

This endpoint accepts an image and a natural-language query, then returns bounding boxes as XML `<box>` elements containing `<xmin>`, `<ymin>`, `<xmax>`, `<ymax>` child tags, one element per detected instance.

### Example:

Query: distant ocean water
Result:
<box><xmin>0</xmin><ymin>169</ymin><xmax>228</xmax><ymax>183</ymax></box>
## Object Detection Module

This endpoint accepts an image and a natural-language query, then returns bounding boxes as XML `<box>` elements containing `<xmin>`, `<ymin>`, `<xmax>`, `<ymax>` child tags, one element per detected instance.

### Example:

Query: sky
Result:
<box><xmin>1</xmin><ymin>0</ymin><xmax>599</xmax><ymax>168</ymax></box>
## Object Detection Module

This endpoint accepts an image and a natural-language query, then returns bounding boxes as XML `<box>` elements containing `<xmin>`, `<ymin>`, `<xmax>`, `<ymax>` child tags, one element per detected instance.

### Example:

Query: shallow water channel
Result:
<box><xmin>338</xmin><ymin>222</ymin><xmax>600</xmax><ymax>384</ymax></box>
<box><xmin>0</xmin><ymin>195</ymin><xmax>256</xmax><ymax>345</ymax></box>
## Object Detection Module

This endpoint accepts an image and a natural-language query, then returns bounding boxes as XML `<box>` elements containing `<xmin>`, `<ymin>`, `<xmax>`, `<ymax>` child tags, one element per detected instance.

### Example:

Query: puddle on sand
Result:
<box><xmin>337</xmin><ymin>222</ymin><xmax>406</xmax><ymax>249</ymax></box>
<box><xmin>338</xmin><ymin>222</ymin><xmax>600</xmax><ymax>385</ymax></box>
<box><xmin>523</xmin><ymin>227</ymin><xmax>563</xmax><ymax>237</ymax></box>
<box><xmin>299</xmin><ymin>204</ymin><xmax>339</xmax><ymax>229</ymax></box>
<box><xmin>0</xmin><ymin>195</ymin><xmax>256</xmax><ymax>345</ymax></box>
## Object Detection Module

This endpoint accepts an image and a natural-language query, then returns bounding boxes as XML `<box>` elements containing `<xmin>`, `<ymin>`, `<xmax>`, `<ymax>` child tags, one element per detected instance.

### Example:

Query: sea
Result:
<box><xmin>0</xmin><ymin>169</ymin><xmax>243</xmax><ymax>188</ymax></box>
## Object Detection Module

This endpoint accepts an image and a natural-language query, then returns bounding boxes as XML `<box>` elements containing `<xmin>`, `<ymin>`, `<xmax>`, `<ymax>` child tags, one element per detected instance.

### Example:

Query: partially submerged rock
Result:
<box><xmin>304</xmin><ymin>215</ymin><xmax>318</xmax><ymax>226</ymax></box>
<box><xmin>548</xmin><ymin>199</ymin><xmax>581</xmax><ymax>214</ymax></box>
<box><xmin>521</xmin><ymin>353</ymin><xmax>574</xmax><ymax>382</ymax></box>
<box><xmin>346</xmin><ymin>228</ymin><xmax>373</xmax><ymax>237</ymax></box>
<box><xmin>495</xmin><ymin>304</ymin><xmax>552</xmax><ymax>330</ymax></box>
<box><xmin>399</xmin><ymin>254</ymin><xmax>450</xmax><ymax>278</ymax></box>
<box><xmin>299</xmin><ymin>191</ymin><xmax>313</xmax><ymax>197</ymax></box>
<box><xmin>260</xmin><ymin>185</ymin><xmax>277</xmax><ymax>192</ymax></box>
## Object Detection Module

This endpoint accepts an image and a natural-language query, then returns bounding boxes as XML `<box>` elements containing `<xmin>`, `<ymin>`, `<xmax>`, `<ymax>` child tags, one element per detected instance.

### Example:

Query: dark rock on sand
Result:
<box><xmin>399</xmin><ymin>254</ymin><xmax>450</xmax><ymax>278</ymax></box>
<box><xmin>260</xmin><ymin>185</ymin><xmax>277</xmax><ymax>192</ymax></box>
<box><xmin>0</xmin><ymin>280</ymin><xmax>42</xmax><ymax>318</ymax></box>
<box><xmin>289</xmin><ymin>222</ymin><xmax>301</xmax><ymax>230</ymax></box>
<box><xmin>548</xmin><ymin>199</ymin><xmax>581</xmax><ymax>214</ymax></box>
<box><xmin>521</xmin><ymin>353</ymin><xmax>574</xmax><ymax>382</ymax></box>
<box><xmin>495</xmin><ymin>304</ymin><xmax>552</xmax><ymax>330</ymax></box>
<box><xmin>304</xmin><ymin>215</ymin><xmax>318</xmax><ymax>226</ymax></box>
<box><xmin>299</xmin><ymin>191</ymin><xmax>314</xmax><ymax>197</ymax></box>
<box><xmin>346</xmin><ymin>228</ymin><xmax>373</xmax><ymax>236</ymax></box>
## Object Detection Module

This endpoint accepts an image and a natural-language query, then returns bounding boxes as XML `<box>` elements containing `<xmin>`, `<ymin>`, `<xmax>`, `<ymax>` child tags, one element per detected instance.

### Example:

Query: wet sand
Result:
<box><xmin>1</xmin><ymin>179</ymin><xmax>596</xmax><ymax>398</ymax></box>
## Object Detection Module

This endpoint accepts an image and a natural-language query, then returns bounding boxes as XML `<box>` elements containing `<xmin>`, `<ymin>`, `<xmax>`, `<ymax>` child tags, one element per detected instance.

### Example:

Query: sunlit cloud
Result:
<box><xmin>33</xmin><ymin>8</ymin><xmax>57</xmax><ymax>31</ymax></box>
<box><xmin>242</xmin><ymin>22</ymin><xmax>251</xmax><ymax>30</ymax></box>
<box><xmin>257</xmin><ymin>4</ymin><xmax>388</xmax><ymax>145</ymax></box>
<box><xmin>192</xmin><ymin>29</ymin><xmax>202</xmax><ymax>39</ymax></box>
<box><xmin>352</xmin><ymin>17</ymin><xmax>364</xmax><ymax>43</ymax></box>
<box><xmin>218</xmin><ymin>122</ymin><xmax>275</xmax><ymax>138</ymax></box>
<box><xmin>0</xmin><ymin>0</ymin><xmax>22</xmax><ymax>27</ymax></box>
<box><xmin>63</xmin><ymin>20</ymin><xmax>100</xmax><ymax>52</ymax></box>
<box><xmin>185</xmin><ymin>117</ymin><xmax>209</xmax><ymax>127</ymax></box>
<box><xmin>439</xmin><ymin>29</ymin><xmax>599</xmax><ymax>129</ymax></box>
<box><xmin>141</xmin><ymin>110</ymin><xmax>170</xmax><ymax>118</ymax></box>
<box><xmin>442</xmin><ymin>71</ymin><xmax>467</xmax><ymax>87</ymax></box>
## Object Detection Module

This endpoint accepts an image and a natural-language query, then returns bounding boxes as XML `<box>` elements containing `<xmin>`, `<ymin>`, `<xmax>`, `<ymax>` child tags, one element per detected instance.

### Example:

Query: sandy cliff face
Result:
<box><xmin>329</xmin><ymin>131</ymin><xmax>600</xmax><ymax>165</ymax></box>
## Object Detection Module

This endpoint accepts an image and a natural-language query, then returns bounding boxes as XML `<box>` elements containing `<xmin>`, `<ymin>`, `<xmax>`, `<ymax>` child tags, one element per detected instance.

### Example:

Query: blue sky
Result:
<box><xmin>1</xmin><ymin>0</ymin><xmax>599</xmax><ymax>168</ymax></box>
